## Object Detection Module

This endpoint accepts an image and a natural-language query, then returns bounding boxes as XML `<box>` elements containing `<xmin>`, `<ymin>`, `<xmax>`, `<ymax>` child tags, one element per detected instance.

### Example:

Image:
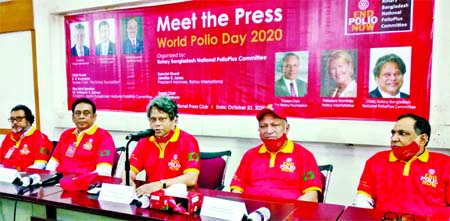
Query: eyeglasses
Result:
<box><xmin>8</xmin><ymin>116</ymin><xmax>26</xmax><ymax>123</ymax></box>
<box><xmin>73</xmin><ymin>110</ymin><xmax>92</xmax><ymax>117</ymax></box>
<box><xmin>381</xmin><ymin>211</ymin><xmax>415</xmax><ymax>221</ymax></box>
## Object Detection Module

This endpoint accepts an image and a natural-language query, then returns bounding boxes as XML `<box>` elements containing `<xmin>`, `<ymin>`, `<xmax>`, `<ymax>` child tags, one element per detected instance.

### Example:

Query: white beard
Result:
<box><xmin>12</xmin><ymin>127</ymin><xmax>25</xmax><ymax>133</ymax></box>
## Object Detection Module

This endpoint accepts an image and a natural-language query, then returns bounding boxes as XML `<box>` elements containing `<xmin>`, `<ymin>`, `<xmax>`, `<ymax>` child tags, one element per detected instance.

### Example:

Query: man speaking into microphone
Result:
<box><xmin>126</xmin><ymin>129</ymin><xmax>155</xmax><ymax>141</ymax></box>
<box><xmin>121</xmin><ymin>95</ymin><xmax>201</xmax><ymax>196</ymax></box>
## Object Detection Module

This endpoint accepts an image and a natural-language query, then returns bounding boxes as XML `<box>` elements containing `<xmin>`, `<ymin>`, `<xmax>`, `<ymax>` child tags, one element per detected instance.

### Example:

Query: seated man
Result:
<box><xmin>46</xmin><ymin>98</ymin><xmax>116</xmax><ymax>176</ymax></box>
<box><xmin>122</xmin><ymin>96</ymin><xmax>200</xmax><ymax>196</ymax></box>
<box><xmin>0</xmin><ymin>105</ymin><xmax>53</xmax><ymax>171</ymax></box>
<box><xmin>353</xmin><ymin>113</ymin><xmax>449</xmax><ymax>217</ymax></box>
<box><xmin>230</xmin><ymin>104</ymin><xmax>322</xmax><ymax>202</ymax></box>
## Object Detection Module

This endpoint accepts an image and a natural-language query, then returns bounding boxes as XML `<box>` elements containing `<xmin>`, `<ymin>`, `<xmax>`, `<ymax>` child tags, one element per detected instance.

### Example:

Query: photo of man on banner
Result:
<box><xmin>369</xmin><ymin>47</ymin><xmax>411</xmax><ymax>99</ymax></box>
<box><xmin>274</xmin><ymin>51</ymin><xmax>308</xmax><ymax>97</ymax></box>
<box><xmin>95</xmin><ymin>19</ymin><xmax>116</xmax><ymax>56</ymax></box>
<box><xmin>122</xmin><ymin>16</ymin><xmax>144</xmax><ymax>54</ymax></box>
<box><xmin>70</xmin><ymin>22</ymin><xmax>90</xmax><ymax>57</ymax></box>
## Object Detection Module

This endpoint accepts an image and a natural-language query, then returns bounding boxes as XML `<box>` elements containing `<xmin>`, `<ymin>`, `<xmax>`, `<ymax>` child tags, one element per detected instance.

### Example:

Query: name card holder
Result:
<box><xmin>98</xmin><ymin>183</ymin><xmax>135</xmax><ymax>204</ymax></box>
<box><xmin>200</xmin><ymin>196</ymin><xmax>247</xmax><ymax>221</ymax></box>
<box><xmin>0</xmin><ymin>167</ymin><xmax>20</xmax><ymax>183</ymax></box>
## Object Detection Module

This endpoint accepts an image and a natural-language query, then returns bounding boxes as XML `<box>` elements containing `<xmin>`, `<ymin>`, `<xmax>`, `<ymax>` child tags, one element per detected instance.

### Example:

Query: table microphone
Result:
<box><xmin>12</xmin><ymin>174</ymin><xmax>41</xmax><ymax>186</ymax></box>
<box><xmin>132</xmin><ymin>195</ymin><xmax>150</xmax><ymax>208</ymax></box>
<box><xmin>246</xmin><ymin>207</ymin><xmax>271</xmax><ymax>221</ymax></box>
<box><xmin>18</xmin><ymin>172</ymin><xmax>63</xmax><ymax>195</ymax></box>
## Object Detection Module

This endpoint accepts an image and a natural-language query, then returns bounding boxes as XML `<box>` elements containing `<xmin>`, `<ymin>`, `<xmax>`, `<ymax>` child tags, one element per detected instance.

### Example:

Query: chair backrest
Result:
<box><xmin>111</xmin><ymin>147</ymin><xmax>124</xmax><ymax>177</ymax></box>
<box><xmin>198</xmin><ymin>150</ymin><xmax>232</xmax><ymax>190</ymax></box>
<box><xmin>318</xmin><ymin>164</ymin><xmax>333</xmax><ymax>203</ymax></box>
<box><xmin>50</xmin><ymin>140</ymin><xmax>58</xmax><ymax>157</ymax></box>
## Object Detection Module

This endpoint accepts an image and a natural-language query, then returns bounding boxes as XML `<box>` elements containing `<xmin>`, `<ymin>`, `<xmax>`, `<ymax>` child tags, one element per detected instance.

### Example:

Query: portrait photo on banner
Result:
<box><xmin>274</xmin><ymin>51</ymin><xmax>309</xmax><ymax>97</ymax></box>
<box><xmin>121</xmin><ymin>16</ymin><xmax>144</xmax><ymax>54</ymax></box>
<box><xmin>70</xmin><ymin>21</ymin><xmax>90</xmax><ymax>57</ymax></box>
<box><xmin>369</xmin><ymin>46</ymin><xmax>412</xmax><ymax>99</ymax></box>
<box><xmin>94</xmin><ymin>18</ymin><xmax>117</xmax><ymax>56</ymax></box>
<box><xmin>320</xmin><ymin>49</ymin><xmax>358</xmax><ymax>98</ymax></box>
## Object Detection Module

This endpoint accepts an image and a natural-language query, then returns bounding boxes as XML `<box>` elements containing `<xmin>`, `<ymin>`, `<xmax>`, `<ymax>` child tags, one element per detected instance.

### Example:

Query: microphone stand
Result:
<box><xmin>124</xmin><ymin>129</ymin><xmax>154</xmax><ymax>186</ymax></box>
<box><xmin>125</xmin><ymin>139</ymin><xmax>133</xmax><ymax>186</ymax></box>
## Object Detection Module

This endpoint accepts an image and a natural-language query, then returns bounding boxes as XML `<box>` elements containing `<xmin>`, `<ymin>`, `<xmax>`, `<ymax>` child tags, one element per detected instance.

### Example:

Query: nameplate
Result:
<box><xmin>0</xmin><ymin>167</ymin><xmax>20</xmax><ymax>183</ymax></box>
<box><xmin>200</xmin><ymin>196</ymin><xmax>247</xmax><ymax>220</ymax></box>
<box><xmin>98</xmin><ymin>183</ymin><xmax>135</xmax><ymax>204</ymax></box>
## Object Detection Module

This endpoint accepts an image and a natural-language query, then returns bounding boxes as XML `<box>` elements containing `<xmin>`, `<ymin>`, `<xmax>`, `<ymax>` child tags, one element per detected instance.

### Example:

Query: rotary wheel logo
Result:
<box><xmin>358</xmin><ymin>0</ymin><xmax>370</xmax><ymax>10</ymax></box>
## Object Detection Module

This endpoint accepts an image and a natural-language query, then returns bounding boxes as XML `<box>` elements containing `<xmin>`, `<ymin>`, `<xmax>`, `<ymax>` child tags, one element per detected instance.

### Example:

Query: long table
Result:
<box><xmin>338</xmin><ymin>206</ymin><xmax>450</xmax><ymax>221</ymax></box>
<box><xmin>0</xmin><ymin>169</ymin><xmax>62</xmax><ymax>221</ymax></box>
<box><xmin>0</xmin><ymin>169</ymin><xmax>346</xmax><ymax>221</ymax></box>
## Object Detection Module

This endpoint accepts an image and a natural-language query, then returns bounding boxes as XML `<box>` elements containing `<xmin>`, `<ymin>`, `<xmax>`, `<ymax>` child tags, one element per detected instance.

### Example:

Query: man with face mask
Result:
<box><xmin>122</xmin><ymin>96</ymin><xmax>200</xmax><ymax>196</ymax></box>
<box><xmin>230</xmin><ymin>104</ymin><xmax>322</xmax><ymax>202</ymax></box>
<box><xmin>0</xmin><ymin>105</ymin><xmax>53</xmax><ymax>171</ymax></box>
<box><xmin>353</xmin><ymin>113</ymin><xmax>449</xmax><ymax>217</ymax></box>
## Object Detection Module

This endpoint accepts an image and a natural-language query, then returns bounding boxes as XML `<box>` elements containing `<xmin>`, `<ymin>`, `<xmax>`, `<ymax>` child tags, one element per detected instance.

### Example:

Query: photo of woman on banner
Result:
<box><xmin>122</xmin><ymin>16</ymin><xmax>144</xmax><ymax>54</ymax></box>
<box><xmin>70</xmin><ymin>22</ymin><xmax>90</xmax><ymax>57</ymax></box>
<box><xmin>95</xmin><ymin>19</ymin><xmax>116</xmax><ymax>56</ymax></box>
<box><xmin>274</xmin><ymin>51</ymin><xmax>308</xmax><ymax>97</ymax></box>
<box><xmin>369</xmin><ymin>47</ymin><xmax>411</xmax><ymax>98</ymax></box>
<box><xmin>321</xmin><ymin>49</ymin><xmax>357</xmax><ymax>98</ymax></box>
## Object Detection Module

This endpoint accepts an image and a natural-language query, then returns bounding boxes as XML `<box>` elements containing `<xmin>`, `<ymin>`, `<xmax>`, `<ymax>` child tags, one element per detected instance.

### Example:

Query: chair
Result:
<box><xmin>198</xmin><ymin>150</ymin><xmax>232</xmax><ymax>190</ymax></box>
<box><xmin>52</xmin><ymin>141</ymin><xmax>58</xmax><ymax>148</ymax></box>
<box><xmin>111</xmin><ymin>147</ymin><xmax>124</xmax><ymax>177</ymax></box>
<box><xmin>318</xmin><ymin>164</ymin><xmax>333</xmax><ymax>203</ymax></box>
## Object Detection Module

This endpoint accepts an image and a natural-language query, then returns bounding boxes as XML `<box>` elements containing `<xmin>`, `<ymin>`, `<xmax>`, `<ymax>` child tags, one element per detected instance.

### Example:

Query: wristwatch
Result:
<box><xmin>160</xmin><ymin>179</ymin><xmax>167</xmax><ymax>189</ymax></box>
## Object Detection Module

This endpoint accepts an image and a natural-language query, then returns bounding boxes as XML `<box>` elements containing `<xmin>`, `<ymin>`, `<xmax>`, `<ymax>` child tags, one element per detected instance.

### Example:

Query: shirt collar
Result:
<box><xmin>258</xmin><ymin>139</ymin><xmax>294</xmax><ymax>154</ymax></box>
<box><xmin>282</xmin><ymin>77</ymin><xmax>295</xmax><ymax>86</ymax></box>
<box><xmin>23</xmin><ymin>127</ymin><xmax>35</xmax><ymax>137</ymax></box>
<box><xmin>378</xmin><ymin>88</ymin><xmax>401</xmax><ymax>98</ymax></box>
<box><xmin>72</xmin><ymin>124</ymin><xmax>98</xmax><ymax>136</ymax></box>
<box><xmin>149</xmin><ymin>126</ymin><xmax>180</xmax><ymax>143</ymax></box>
<box><xmin>389</xmin><ymin>148</ymin><xmax>429</xmax><ymax>162</ymax></box>
<box><xmin>10</xmin><ymin>127</ymin><xmax>35</xmax><ymax>141</ymax></box>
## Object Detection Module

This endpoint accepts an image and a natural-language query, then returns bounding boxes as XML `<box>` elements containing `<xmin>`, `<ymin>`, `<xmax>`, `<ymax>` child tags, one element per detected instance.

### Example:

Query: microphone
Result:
<box><xmin>18</xmin><ymin>172</ymin><xmax>63</xmax><ymax>195</ymax></box>
<box><xmin>131</xmin><ymin>195</ymin><xmax>150</xmax><ymax>208</ymax></box>
<box><xmin>12</xmin><ymin>174</ymin><xmax>41</xmax><ymax>186</ymax></box>
<box><xmin>116</xmin><ymin>146</ymin><xmax>126</xmax><ymax>152</ymax></box>
<box><xmin>246</xmin><ymin>207</ymin><xmax>271</xmax><ymax>221</ymax></box>
<box><xmin>40</xmin><ymin>172</ymin><xmax>63</xmax><ymax>186</ymax></box>
<box><xmin>125</xmin><ymin>129</ymin><xmax>155</xmax><ymax>141</ymax></box>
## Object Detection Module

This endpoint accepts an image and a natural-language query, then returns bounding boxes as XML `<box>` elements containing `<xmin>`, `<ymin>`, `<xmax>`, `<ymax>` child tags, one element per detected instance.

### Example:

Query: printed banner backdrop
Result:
<box><xmin>65</xmin><ymin>0</ymin><xmax>433</xmax><ymax>121</ymax></box>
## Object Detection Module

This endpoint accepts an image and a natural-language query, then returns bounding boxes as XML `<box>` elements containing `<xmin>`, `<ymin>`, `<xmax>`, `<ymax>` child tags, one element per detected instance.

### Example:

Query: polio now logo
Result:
<box><xmin>420</xmin><ymin>168</ymin><xmax>438</xmax><ymax>188</ymax></box>
<box><xmin>280</xmin><ymin>158</ymin><xmax>296</xmax><ymax>173</ymax></box>
<box><xmin>348</xmin><ymin>0</ymin><xmax>378</xmax><ymax>32</ymax></box>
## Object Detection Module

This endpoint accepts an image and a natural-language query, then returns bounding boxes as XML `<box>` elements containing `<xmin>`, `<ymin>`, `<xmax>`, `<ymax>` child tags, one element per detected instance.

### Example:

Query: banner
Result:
<box><xmin>65</xmin><ymin>0</ymin><xmax>433</xmax><ymax>121</ymax></box>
